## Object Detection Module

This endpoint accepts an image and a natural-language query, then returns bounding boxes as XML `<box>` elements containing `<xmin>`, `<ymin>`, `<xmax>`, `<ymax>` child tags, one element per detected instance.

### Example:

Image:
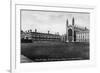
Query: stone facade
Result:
<box><xmin>21</xmin><ymin>30</ymin><xmax>61</xmax><ymax>42</ymax></box>
<box><xmin>66</xmin><ymin>17</ymin><xmax>89</xmax><ymax>42</ymax></box>
<box><xmin>21</xmin><ymin>17</ymin><xmax>89</xmax><ymax>43</ymax></box>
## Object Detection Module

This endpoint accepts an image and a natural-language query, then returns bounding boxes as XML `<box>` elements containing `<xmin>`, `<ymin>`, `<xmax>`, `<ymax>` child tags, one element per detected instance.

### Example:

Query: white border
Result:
<box><xmin>11</xmin><ymin>3</ymin><xmax>96</xmax><ymax>73</ymax></box>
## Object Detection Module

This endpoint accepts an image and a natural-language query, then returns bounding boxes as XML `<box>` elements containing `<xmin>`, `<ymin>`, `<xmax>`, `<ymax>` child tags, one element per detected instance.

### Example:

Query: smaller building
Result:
<box><xmin>76</xmin><ymin>30</ymin><xmax>89</xmax><ymax>42</ymax></box>
<box><xmin>21</xmin><ymin>30</ymin><xmax>61</xmax><ymax>43</ymax></box>
<box><xmin>31</xmin><ymin>31</ymin><xmax>61</xmax><ymax>41</ymax></box>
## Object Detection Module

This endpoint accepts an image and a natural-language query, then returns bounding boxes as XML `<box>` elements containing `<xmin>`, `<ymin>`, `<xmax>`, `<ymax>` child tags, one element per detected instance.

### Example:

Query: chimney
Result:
<box><xmin>35</xmin><ymin>29</ymin><xmax>37</xmax><ymax>32</ymax></box>
<box><xmin>48</xmin><ymin>30</ymin><xmax>50</xmax><ymax>34</ymax></box>
<box><xmin>57</xmin><ymin>32</ymin><xmax>59</xmax><ymax>35</ymax></box>
<box><xmin>30</xmin><ymin>29</ymin><xmax>32</xmax><ymax>32</ymax></box>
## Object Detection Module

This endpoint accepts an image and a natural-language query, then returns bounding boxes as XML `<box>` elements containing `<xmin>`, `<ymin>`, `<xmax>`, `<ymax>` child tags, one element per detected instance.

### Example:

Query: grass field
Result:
<box><xmin>21</xmin><ymin>41</ymin><xmax>89</xmax><ymax>63</ymax></box>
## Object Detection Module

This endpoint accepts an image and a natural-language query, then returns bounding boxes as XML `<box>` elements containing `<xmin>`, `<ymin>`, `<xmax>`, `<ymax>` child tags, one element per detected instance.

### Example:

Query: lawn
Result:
<box><xmin>21</xmin><ymin>41</ymin><xmax>89</xmax><ymax>62</ymax></box>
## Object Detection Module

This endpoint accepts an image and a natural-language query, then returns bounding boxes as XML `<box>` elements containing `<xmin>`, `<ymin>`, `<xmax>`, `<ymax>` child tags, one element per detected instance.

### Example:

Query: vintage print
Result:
<box><xmin>21</xmin><ymin>10</ymin><xmax>90</xmax><ymax>63</ymax></box>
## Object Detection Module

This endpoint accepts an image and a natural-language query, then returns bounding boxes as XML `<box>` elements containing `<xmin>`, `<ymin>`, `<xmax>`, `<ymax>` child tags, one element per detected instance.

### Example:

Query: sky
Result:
<box><xmin>21</xmin><ymin>10</ymin><xmax>90</xmax><ymax>35</ymax></box>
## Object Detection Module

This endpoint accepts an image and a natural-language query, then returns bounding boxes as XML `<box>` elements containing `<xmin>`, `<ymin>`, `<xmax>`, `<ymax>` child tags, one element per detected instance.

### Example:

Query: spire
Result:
<box><xmin>66</xmin><ymin>19</ymin><xmax>69</xmax><ymax>42</ymax></box>
<box><xmin>72</xmin><ymin>17</ymin><xmax>75</xmax><ymax>42</ymax></box>
<box><xmin>66</xmin><ymin>19</ymin><xmax>68</xmax><ymax>27</ymax></box>
<box><xmin>72</xmin><ymin>17</ymin><xmax>75</xmax><ymax>25</ymax></box>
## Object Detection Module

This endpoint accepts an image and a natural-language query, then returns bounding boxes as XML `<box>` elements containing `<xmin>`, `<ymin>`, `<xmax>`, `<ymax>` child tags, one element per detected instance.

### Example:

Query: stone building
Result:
<box><xmin>21</xmin><ymin>17</ymin><xmax>89</xmax><ymax>43</ymax></box>
<box><xmin>65</xmin><ymin>17</ymin><xmax>89</xmax><ymax>42</ymax></box>
<box><xmin>21</xmin><ymin>29</ymin><xmax>61</xmax><ymax>42</ymax></box>
<box><xmin>31</xmin><ymin>31</ymin><xmax>61</xmax><ymax>41</ymax></box>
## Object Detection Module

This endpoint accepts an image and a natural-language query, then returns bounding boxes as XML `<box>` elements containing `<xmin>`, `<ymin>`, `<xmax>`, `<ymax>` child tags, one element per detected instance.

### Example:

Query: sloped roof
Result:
<box><xmin>68</xmin><ymin>25</ymin><xmax>89</xmax><ymax>32</ymax></box>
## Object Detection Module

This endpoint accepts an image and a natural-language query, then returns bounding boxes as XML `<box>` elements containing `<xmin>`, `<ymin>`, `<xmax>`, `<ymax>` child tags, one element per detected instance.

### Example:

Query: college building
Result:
<box><xmin>65</xmin><ymin>17</ymin><xmax>89</xmax><ymax>42</ymax></box>
<box><xmin>21</xmin><ymin>17</ymin><xmax>89</xmax><ymax>43</ymax></box>
<box><xmin>21</xmin><ymin>29</ymin><xmax>61</xmax><ymax>42</ymax></box>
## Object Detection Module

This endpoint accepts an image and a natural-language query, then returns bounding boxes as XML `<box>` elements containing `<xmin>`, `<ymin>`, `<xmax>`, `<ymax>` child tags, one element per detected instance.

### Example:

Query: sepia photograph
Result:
<box><xmin>20</xmin><ymin>9</ymin><xmax>90</xmax><ymax>63</ymax></box>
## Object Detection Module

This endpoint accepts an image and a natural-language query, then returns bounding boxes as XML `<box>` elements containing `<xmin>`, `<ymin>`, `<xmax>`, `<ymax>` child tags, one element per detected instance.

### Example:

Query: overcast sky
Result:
<box><xmin>21</xmin><ymin>10</ymin><xmax>90</xmax><ymax>35</ymax></box>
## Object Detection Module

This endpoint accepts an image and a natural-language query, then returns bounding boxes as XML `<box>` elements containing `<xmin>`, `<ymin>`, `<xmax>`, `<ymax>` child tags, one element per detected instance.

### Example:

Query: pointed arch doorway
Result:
<box><xmin>68</xmin><ymin>29</ymin><xmax>76</xmax><ymax>42</ymax></box>
<box><xmin>68</xmin><ymin>29</ymin><xmax>73</xmax><ymax>42</ymax></box>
